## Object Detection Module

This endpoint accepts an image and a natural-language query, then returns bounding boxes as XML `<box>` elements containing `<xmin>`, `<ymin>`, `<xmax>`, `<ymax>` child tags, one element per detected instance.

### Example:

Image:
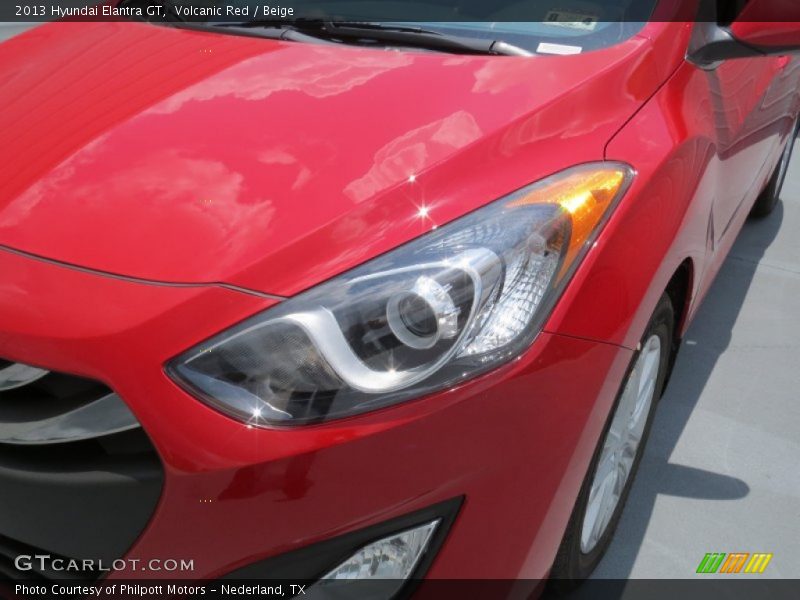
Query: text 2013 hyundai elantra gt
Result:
<box><xmin>0</xmin><ymin>0</ymin><xmax>798</xmax><ymax>594</ymax></box>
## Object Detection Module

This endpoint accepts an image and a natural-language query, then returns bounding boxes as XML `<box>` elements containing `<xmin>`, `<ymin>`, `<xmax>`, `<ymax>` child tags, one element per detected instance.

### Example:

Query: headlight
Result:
<box><xmin>167</xmin><ymin>163</ymin><xmax>633</xmax><ymax>426</ymax></box>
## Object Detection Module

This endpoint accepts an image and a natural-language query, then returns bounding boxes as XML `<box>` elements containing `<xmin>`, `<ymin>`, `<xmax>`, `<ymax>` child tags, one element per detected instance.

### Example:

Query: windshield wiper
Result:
<box><xmin>216</xmin><ymin>19</ymin><xmax>533</xmax><ymax>57</ymax></box>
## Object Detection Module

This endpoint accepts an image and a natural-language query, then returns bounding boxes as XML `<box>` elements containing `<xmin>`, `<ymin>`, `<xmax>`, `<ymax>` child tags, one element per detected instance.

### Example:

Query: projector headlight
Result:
<box><xmin>168</xmin><ymin>163</ymin><xmax>633</xmax><ymax>426</ymax></box>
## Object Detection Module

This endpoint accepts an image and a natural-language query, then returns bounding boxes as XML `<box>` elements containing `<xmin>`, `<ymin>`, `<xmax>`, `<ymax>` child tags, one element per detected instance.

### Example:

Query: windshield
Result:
<box><xmin>217</xmin><ymin>0</ymin><xmax>660</xmax><ymax>52</ymax></box>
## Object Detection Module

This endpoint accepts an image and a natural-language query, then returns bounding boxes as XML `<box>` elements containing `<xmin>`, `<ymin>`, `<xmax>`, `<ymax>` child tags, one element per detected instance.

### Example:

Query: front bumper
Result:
<box><xmin>0</xmin><ymin>247</ymin><xmax>632</xmax><ymax>582</ymax></box>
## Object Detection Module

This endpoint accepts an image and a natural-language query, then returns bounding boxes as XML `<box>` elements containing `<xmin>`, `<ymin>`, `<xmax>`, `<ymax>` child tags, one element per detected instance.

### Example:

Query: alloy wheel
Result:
<box><xmin>579</xmin><ymin>334</ymin><xmax>662</xmax><ymax>554</ymax></box>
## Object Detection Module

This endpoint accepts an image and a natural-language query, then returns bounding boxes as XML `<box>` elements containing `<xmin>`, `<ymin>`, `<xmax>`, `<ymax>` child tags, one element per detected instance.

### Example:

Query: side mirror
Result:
<box><xmin>689</xmin><ymin>0</ymin><xmax>800</xmax><ymax>68</ymax></box>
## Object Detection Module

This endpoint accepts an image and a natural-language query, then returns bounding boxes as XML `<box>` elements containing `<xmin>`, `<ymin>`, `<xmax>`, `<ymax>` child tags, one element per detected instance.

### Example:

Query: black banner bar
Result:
<box><xmin>3</xmin><ymin>579</ymin><xmax>800</xmax><ymax>600</ymax></box>
<box><xmin>0</xmin><ymin>0</ymin><xmax>772</xmax><ymax>24</ymax></box>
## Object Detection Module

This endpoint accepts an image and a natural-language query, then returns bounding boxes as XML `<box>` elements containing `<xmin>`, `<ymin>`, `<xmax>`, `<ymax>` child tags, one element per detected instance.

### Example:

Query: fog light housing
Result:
<box><xmin>304</xmin><ymin>520</ymin><xmax>439</xmax><ymax>598</ymax></box>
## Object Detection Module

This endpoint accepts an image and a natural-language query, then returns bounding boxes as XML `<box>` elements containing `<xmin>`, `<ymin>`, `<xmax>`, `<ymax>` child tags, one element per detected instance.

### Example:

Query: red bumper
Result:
<box><xmin>0</xmin><ymin>248</ymin><xmax>632</xmax><ymax>580</ymax></box>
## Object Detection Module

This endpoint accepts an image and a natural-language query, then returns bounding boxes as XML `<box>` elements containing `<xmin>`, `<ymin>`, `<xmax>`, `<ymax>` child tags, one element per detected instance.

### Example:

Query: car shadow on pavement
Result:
<box><xmin>590</xmin><ymin>196</ymin><xmax>787</xmax><ymax>579</ymax></box>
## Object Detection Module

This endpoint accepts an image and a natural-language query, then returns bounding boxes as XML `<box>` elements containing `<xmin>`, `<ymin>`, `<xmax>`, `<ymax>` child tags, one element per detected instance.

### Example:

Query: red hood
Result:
<box><xmin>0</xmin><ymin>22</ymin><xmax>662</xmax><ymax>297</ymax></box>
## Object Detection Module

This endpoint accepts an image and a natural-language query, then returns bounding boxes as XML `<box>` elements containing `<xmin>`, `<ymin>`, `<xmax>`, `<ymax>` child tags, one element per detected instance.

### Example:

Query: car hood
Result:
<box><xmin>0</xmin><ymin>22</ymin><xmax>661</xmax><ymax>297</ymax></box>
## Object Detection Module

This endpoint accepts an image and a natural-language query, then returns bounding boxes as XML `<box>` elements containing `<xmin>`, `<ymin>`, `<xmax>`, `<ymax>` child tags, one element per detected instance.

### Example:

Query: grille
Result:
<box><xmin>0</xmin><ymin>362</ymin><xmax>141</xmax><ymax>445</ymax></box>
<box><xmin>0</xmin><ymin>360</ymin><xmax>164</xmax><ymax>582</ymax></box>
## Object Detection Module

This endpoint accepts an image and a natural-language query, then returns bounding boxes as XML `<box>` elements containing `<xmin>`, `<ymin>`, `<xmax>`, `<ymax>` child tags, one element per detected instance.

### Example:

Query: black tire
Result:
<box><xmin>750</xmin><ymin>119</ymin><xmax>798</xmax><ymax>218</ymax></box>
<box><xmin>548</xmin><ymin>293</ymin><xmax>675</xmax><ymax>589</ymax></box>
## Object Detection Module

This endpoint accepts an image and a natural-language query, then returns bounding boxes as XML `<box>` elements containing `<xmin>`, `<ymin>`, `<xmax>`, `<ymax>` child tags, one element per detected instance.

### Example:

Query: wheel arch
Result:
<box><xmin>662</xmin><ymin>257</ymin><xmax>695</xmax><ymax>384</ymax></box>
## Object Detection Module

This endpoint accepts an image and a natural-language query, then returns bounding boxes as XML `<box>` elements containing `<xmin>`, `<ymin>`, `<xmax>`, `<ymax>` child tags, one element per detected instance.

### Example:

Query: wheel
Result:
<box><xmin>549</xmin><ymin>293</ymin><xmax>674</xmax><ymax>587</ymax></box>
<box><xmin>750</xmin><ymin>118</ymin><xmax>799</xmax><ymax>218</ymax></box>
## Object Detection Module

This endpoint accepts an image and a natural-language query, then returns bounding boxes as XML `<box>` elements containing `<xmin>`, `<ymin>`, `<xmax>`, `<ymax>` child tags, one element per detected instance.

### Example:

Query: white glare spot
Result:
<box><xmin>418</xmin><ymin>205</ymin><xmax>429</xmax><ymax>218</ymax></box>
<box><xmin>252</xmin><ymin>407</ymin><xmax>263</xmax><ymax>418</ymax></box>
<box><xmin>408</xmin><ymin>174</ymin><xmax>416</xmax><ymax>183</ymax></box>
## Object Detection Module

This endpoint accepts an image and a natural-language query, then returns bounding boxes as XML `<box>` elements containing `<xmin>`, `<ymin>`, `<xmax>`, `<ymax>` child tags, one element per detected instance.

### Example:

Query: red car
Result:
<box><xmin>1</xmin><ymin>0</ymin><xmax>799</xmax><ymax>595</ymax></box>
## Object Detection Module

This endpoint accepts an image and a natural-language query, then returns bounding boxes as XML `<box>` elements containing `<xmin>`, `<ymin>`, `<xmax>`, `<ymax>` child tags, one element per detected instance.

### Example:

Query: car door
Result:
<box><xmin>702</xmin><ymin>38</ymin><xmax>799</xmax><ymax>244</ymax></box>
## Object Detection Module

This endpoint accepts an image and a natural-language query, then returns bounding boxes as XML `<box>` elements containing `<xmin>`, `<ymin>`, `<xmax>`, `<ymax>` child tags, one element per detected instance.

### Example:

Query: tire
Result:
<box><xmin>750</xmin><ymin>118</ymin><xmax>799</xmax><ymax>218</ymax></box>
<box><xmin>548</xmin><ymin>293</ymin><xmax>674</xmax><ymax>588</ymax></box>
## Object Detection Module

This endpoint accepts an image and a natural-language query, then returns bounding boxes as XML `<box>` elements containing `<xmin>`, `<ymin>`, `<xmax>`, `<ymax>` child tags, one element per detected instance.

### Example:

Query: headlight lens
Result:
<box><xmin>168</xmin><ymin>163</ymin><xmax>633</xmax><ymax>426</ymax></box>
